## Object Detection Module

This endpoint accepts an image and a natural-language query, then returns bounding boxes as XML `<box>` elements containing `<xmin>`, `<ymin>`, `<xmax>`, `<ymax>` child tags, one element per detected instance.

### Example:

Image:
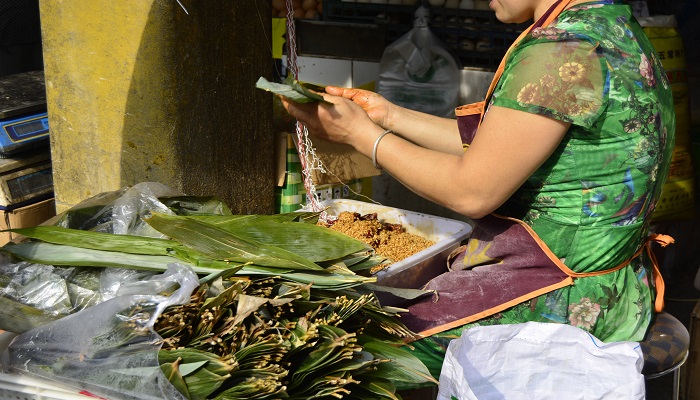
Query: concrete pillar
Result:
<box><xmin>39</xmin><ymin>0</ymin><xmax>274</xmax><ymax>214</ymax></box>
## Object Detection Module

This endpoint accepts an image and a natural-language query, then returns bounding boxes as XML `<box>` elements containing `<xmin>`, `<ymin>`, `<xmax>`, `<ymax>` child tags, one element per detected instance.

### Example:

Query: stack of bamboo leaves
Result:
<box><xmin>0</xmin><ymin>194</ymin><xmax>436</xmax><ymax>399</ymax></box>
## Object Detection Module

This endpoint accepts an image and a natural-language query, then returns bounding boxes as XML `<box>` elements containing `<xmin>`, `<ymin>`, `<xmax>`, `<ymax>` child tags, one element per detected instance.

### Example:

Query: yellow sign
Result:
<box><xmin>272</xmin><ymin>18</ymin><xmax>286</xmax><ymax>60</ymax></box>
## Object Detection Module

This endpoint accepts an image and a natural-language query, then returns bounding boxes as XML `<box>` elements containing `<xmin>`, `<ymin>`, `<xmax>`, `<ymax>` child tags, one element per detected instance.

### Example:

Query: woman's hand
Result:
<box><xmin>279</xmin><ymin>92</ymin><xmax>378</xmax><ymax>149</ymax></box>
<box><xmin>324</xmin><ymin>86</ymin><xmax>393</xmax><ymax>129</ymax></box>
<box><xmin>326</xmin><ymin>86</ymin><xmax>463</xmax><ymax>154</ymax></box>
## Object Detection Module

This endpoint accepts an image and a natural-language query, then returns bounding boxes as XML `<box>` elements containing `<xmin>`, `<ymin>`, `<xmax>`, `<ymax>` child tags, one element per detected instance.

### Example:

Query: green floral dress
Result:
<box><xmin>410</xmin><ymin>0</ymin><xmax>675</xmax><ymax>380</ymax></box>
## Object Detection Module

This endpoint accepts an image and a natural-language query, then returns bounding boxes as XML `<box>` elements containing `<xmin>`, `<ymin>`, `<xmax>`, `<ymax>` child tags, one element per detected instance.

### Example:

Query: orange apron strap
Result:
<box><xmin>455</xmin><ymin>0</ymin><xmax>576</xmax><ymax>134</ymax></box>
<box><xmin>566</xmin><ymin>233</ymin><xmax>673</xmax><ymax>312</ymax></box>
<box><xmin>647</xmin><ymin>233</ymin><xmax>674</xmax><ymax>312</ymax></box>
<box><xmin>502</xmin><ymin>207</ymin><xmax>672</xmax><ymax>313</ymax></box>
<box><xmin>455</xmin><ymin>102</ymin><xmax>485</xmax><ymax>117</ymax></box>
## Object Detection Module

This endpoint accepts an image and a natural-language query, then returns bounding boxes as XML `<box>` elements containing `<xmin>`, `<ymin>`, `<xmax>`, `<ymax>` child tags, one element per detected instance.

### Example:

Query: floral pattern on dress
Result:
<box><xmin>412</xmin><ymin>2</ymin><xmax>674</xmax><ymax>369</ymax></box>
<box><xmin>488</xmin><ymin>0</ymin><xmax>674</xmax><ymax>343</ymax></box>
<box><xmin>569</xmin><ymin>297</ymin><xmax>602</xmax><ymax>330</ymax></box>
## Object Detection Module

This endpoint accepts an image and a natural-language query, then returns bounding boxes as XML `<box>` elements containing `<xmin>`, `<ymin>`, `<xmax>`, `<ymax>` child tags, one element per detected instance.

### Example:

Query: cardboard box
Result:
<box><xmin>0</xmin><ymin>197</ymin><xmax>56</xmax><ymax>246</ymax></box>
<box><xmin>296</xmin><ymin>136</ymin><xmax>380</xmax><ymax>186</ymax></box>
<box><xmin>683</xmin><ymin>299</ymin><xmax>700</xmax><ymax>400</ymax></box>
<box><xmin>275</xmin><ymin>131</ymin><xmax>380</xmax><ymax>188</ymax></box>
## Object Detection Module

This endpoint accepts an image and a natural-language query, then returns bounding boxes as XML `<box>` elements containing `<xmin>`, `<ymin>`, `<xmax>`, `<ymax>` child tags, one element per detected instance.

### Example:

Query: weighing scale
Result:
<box><xmin>0</xmin><ymin>71</ymin><xmax>53</xmax><ymax>207</ymax></box>
<box><xmin>0</xmin><ymin>70</ymin><xmax>50</xmax><ymax>157</ymax></box>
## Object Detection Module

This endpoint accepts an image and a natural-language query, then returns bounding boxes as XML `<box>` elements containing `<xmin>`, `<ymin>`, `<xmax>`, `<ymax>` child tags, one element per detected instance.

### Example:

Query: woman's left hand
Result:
<box><xmin>279</xmin><ymin>92</ymin><xmax>378</xmax><ymax>149</ymax></box>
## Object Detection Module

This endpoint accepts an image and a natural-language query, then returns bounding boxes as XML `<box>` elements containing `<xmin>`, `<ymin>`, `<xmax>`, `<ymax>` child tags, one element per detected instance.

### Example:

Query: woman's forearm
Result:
<box><xmin>383</xmin><ymin>104</ymin><xmax>464</xmax><ymax>155</ymax></box>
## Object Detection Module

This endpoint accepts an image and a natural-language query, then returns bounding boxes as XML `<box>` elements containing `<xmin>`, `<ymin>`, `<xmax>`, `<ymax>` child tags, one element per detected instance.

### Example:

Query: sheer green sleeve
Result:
<box><xmin>491</xmin><ymin>37</ymin><xmax>606</xmax><ymax>128</ymax></box>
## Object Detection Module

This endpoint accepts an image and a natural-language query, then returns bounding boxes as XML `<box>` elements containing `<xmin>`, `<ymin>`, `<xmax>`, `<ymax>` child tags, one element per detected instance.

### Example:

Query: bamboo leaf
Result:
<box><xmin>182</xmin><ymin>366</ymin><xmax>231</xmax><ymax>400</ymax></box>
<box><xmin>160</xmin><ymin>359</ymin><xmax>192</xmax><ymax>400</ymax></box>
<box><xmin>256</xmin><ymin>76</ymin><xmax>328</xmax><ymax>104</ymax></box>
<box><xmin>240</xmin><ymin>265</ymin><xmax>375</xmax><ymax>290</ymax></box>
<box><xmin>362</xmin><ymin>341</ymin><xmax>438</xmax><ymax>387</ymax></box>
<box><xmin>7</xmin><ymin>226</ymin><xmax>179</xmax><ymax>256</ymax></box>
<box><xmin>0</xmin><ymin>295</ymin><xmax>63</xmax><ymax>333</ymax></box>
<box><xmin>179</xmin><ymin>361</ymin><xmax>209</xmax><ymax>377</ymax></box>
<box><xmin>145</xmin><ymin>213</ymin><xmax>324</xmax><ymax>271</ymax></box>
<box><xmin>159</xmin><ymin>349</ymin><xmax>235</xmax><ymax>399</ymax></box>
<box><xmin>233</xmin><ymin>294</ymin><xmax>269</xmax><ymax>326</ymax></box>
<box><xmin>192</xmin><ymin>215</ymin><xmax>370</xmax><ymax>262</ymax></box>
<box><xmin>363</xmin><ymin>284</ymin><xmax>433</xmax><ymax>301</ymax></box>
<box><xmin>348</xmin><ymin>377</ymin><xmax>401</xmax><ymax>400</ymax></box>
<box><xmin>319</xmin><ymin>253</ymin><xmax>385</xmax><ymax>274</ymax></box>
<box><xmin>0</xmin><ymin>242</ymin><xmax>221</xmax><ymax>274</ymax></box>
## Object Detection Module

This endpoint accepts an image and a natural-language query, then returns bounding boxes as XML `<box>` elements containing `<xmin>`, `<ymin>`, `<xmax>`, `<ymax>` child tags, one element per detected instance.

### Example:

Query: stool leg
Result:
<box><xmin>673</xmin><ymin>370</ymin><xmax>680</xmax><ymax>400</ymax></box>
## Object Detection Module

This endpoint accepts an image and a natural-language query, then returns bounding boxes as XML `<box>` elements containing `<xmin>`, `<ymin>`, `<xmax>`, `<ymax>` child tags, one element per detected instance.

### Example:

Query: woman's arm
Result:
<box><xmin>282</xmin><ymin>92</ymin><xmax>570</xmax><ymax>219</ymax></box>
<box><xmin>325</xmin><ymin>86</ymin><xmax>464</xmax><ymax>155</ymax></box>
<box><xmin>372</xmin><ymin>105</ymin><xmax>570</xmax><ymax>218</ymax></box>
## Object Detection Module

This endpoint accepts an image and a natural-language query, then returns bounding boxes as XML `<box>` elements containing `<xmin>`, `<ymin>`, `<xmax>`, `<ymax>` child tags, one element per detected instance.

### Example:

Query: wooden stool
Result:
<box><xmin>639</xmin><ymin>312</ymin><xmax>690</xmax><ymax>400</ymax></box>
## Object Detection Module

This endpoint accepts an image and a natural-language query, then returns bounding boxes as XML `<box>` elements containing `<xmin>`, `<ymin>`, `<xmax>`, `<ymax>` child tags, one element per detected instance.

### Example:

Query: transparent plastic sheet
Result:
<box><xmin>0</xmin><ymin>260</ymin><xmax>160</xmax><ymax>334</ymax></box>
<box><xmin>377</xmin><ymin>6</ymin><xmax>461</xmax><ymax>118</ymax></box>
<box><xmin>1</xmin><ymin>263</ymin><xmax>199</xmax><ymax>400</ymax></box>
<box><xmin>52</xmin><ymin>182</ymin><xmax>184</xmax><ymax>236</ymax></box>
<box><xmin>0</xmin><ymin>182</ymin><xmax>231</xmax><ymax>334</ymax></box>
<box><xmin>110</xmin><ymin>182</ymin><xmax>183</xmax><ymax>237</ymax></box>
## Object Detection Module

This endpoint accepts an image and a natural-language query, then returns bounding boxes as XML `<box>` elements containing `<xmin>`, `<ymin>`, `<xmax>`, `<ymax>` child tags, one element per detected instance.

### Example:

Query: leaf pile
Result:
<box><xmin>1</xmin><ymin>204</ymin><xmax>436</xmax><ymax>399</ymax></box>
<box><xmin>155</xmin><ymin>275</ymin><xmax>435</xmax><ymax>399</ymax></box>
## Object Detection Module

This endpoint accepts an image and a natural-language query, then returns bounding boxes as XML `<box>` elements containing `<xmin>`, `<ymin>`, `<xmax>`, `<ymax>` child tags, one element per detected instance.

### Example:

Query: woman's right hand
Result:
<box><xmin>325</xmin><ymin>86</ymin><xmax>393</xmax><ymax>129</ymax></box>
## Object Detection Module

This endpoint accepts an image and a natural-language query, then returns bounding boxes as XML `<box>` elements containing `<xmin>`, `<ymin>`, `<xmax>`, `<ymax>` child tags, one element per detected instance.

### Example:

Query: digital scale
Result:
<box><xmin>0</xmin><ymin>71</ymin><xmax>53</xmax><ymax>207</ymax></box>
<box><xmin>0</xmin><ymin>70</ymin><xmax>50</xmax><ymax>157</ymax></box>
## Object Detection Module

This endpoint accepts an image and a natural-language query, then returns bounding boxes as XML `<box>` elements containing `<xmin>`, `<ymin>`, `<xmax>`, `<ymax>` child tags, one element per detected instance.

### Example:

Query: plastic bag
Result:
<box><xmin>377</xmin><ymin>6</ymin><xmax>461</xmax><ymax>118</ymax></box>
<box><xmin>437</xmin><ymin>322</ymin><xmax>645</xmax><ymax>400</ymax></box>
<box><xmin>0</xmin><ymin>261</ymin><xmax>159</xmax><ymax>334</ymax></box>
<box><xmin>0</xmin><ymin>183</ymin><xmax>232</xmax><ymax>334</ymax></box>
<box><xmin>1</xmin><ymin>263</ymin><xmax>199</xmax><ymax>400</ymax></box>
<box><xmin>51</xmin><ymin>182</ymin><xmax>183</xmax><ymax>236</ymax></box>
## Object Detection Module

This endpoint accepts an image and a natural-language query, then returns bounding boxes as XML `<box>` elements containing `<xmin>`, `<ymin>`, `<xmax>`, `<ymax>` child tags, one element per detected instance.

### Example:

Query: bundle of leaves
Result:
<box><xmin>155</xmin><ymin>275</ymin><xmax>435</xmax><ymax>399</ymax></box>
<box><xmin>1</xmin><ymin>193</ymin><xmax>435</xmax><ymax>399</ymax></box>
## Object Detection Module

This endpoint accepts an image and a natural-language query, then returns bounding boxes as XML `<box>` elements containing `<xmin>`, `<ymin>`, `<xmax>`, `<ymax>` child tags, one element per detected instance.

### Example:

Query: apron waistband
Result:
<box><xmin>494</xmin><ymin>214</ymin><xmax>672</xmax><ymax>313</ymax></box>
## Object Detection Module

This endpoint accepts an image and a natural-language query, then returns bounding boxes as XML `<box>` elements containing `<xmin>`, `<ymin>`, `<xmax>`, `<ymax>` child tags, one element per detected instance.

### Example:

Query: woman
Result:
<box><xmin>282</xmin><ymin>0</ymin><xmax>675</xmax><ymax>380</ymax></box>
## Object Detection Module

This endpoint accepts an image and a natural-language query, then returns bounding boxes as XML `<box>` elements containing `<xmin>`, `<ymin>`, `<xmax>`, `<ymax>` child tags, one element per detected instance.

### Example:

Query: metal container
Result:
<box><xmin>321</xmin><ymin>199</ymin><xmax>473</xmax><ymax>289</ymax></box>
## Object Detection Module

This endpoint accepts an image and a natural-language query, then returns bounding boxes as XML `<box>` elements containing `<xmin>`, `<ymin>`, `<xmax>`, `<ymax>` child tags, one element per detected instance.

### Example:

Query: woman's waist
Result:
<box><xmin>519</xmin><ymin>214</ymin><xmax>648</xmax><ymax>273</ymax></box>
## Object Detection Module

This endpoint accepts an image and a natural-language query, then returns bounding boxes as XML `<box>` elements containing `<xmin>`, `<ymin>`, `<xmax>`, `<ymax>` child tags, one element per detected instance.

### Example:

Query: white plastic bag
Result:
<box><xmin>377</xmin><ymin>6</ymin><xmax>461</xmax><ymax>118</ymax></box>
<box><xmin>438</xmin><ymin>322</ymin><xmax>645</xmax><ymax>400</ymax></box>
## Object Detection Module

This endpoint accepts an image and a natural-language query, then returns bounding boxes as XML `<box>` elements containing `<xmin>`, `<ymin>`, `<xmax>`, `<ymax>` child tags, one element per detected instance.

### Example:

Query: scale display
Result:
<box><xmin>0</xmin><ymin>112</ymin><xmax>50</xmax><ymax>156</ymax></box>
<box><xmin>0</xmin><ymin>71</ymin><xmax>51</xmax><ymax>157</ymax></box>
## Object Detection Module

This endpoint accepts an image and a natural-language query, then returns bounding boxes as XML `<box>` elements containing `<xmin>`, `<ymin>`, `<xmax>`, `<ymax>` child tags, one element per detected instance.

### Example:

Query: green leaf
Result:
<box><xmin>179</xmin><ymin>361</ymin><xmax>209</xmax><ymax>377</ymax></box>
<box><xmin>239</xmin><ymin>265</ymin><xmax>375</xmax><ymax>290</ymax></box>
<box><xmin>145</xmin><ymin>213</ymin><xmax>324</xmax><ymax>271</ymax></box>
<box><xmin>255</xmin><ymin>75</ymin><xmax>328</xmax><ymax>103</ymax></box>
<box><xmin>0</xmin><ymin>241</ymin><xmax>194</xmax><ymax>271</ymax></box>
<box><xmin>255</xmin><ymin>76</ymin><xmax>328</xmax><ymax>103</ymax></box>
<box><xmin>160</xmin><ymin>359</ymin><xmax>192</xmax><ymax>400</ymax></box>
<box><xmin>0</xmin><ymin>295</ymin><xmax>63</xmax><ymax>333</ymax></box>
<box><xmin>192</xmin><ymin>215</ymin><xmax>370</xmax><ymax>262</ymax></box>
<box><xmin>350</xmin><ymin>377</ymin><xmax>401</xmax><ymax>400</ymax></box>
<box><xmin>362</xmin><ymin>341</ymin><xmax>438</xmax><ymax>387</ymax></box>
<box><xmin>363</xmin><ymin>284</ymin><xmax>433</xmax><ymax>301</ymax></box>
<box><xmin>160</xmin><ymin>349</ymin><xmax>235</xmax><ymax>400</ymax></box>
<box><xmin>7</xmin><ymin>226</ymin><xmax>180</xmax><ymax>256</ymax></box>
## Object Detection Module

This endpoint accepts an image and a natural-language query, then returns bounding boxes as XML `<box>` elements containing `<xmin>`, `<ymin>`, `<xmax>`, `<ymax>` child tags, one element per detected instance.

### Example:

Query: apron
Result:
<box><xmin>402</xmin><ymin>0</ymin><xmax>674</xmax><ymax>339</ymax></box>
